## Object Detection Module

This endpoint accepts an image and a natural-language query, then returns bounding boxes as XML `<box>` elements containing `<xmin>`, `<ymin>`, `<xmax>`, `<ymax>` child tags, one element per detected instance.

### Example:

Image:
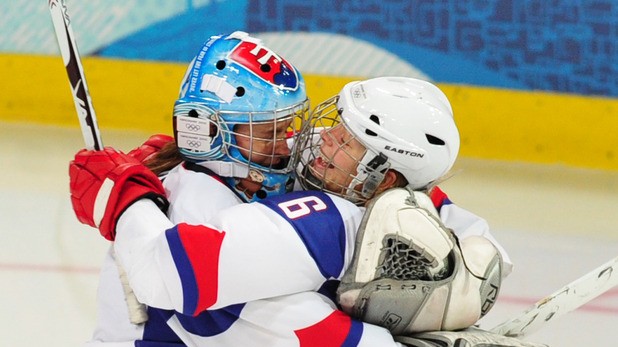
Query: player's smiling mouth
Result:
<box><xmin>308</xmin><ymin>150</ymin><xmax>335</xmax><ymax>179</ymax></box>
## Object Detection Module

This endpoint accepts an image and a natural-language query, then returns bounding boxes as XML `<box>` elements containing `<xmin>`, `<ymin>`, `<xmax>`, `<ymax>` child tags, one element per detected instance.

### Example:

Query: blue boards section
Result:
<box><xmin>94</xmin><ymin>0</ymin><xmax>618</xmax><ymax>97</ymax></box>
<box><xmin>98</xmin><ymin>0</ymin><xmax>249</xmax><ymax>63</ymax></box>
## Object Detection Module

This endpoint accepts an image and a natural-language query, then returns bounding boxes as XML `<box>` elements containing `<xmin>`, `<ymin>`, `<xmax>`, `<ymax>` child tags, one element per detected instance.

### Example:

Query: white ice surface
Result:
<box><xmin>1</xmin><ymin>122</ymin><xmax>617</xmax><ymax>346</ymax></box>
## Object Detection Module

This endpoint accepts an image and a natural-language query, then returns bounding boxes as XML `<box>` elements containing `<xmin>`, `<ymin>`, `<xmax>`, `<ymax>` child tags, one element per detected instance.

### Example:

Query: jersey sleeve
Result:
<box><xmin>430</xmin><ymin>186</ymin><xmax>513</xmax><ymax>276</ymax></box>
<box><xmin>114</xmin><ymin>199</ymin><xmax>178</xmax><ymax>310</ymax></box>
<box><xmin>114</xmin><ymin>191</ymin><xmax>363</xmax><ymax>316</ymax></box>
<box><xmin>243</xmin><ymin>292</ymin><xmax>405</xmax><ymax>347</ymax></box>
<box><xmin>165</xmin><ymin>291</ymin><xmax>405</xmax><ymax>347</ymax></box>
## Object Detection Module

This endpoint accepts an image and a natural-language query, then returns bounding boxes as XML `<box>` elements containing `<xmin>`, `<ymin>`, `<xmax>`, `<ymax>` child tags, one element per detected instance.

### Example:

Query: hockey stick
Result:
<box><xmin>48</xmin><ymin>0</ymin><xmax>102</xmax><ymax>151</ymax></box>
<box><xmin>48</xmin><ymin>0</ymin><xmax>148</xmax><ymax>324</ymax></box>
<box><xmin>490</xmin><ymin>255</ymin><xmax>618</xmax><ymax>338</ymax></box>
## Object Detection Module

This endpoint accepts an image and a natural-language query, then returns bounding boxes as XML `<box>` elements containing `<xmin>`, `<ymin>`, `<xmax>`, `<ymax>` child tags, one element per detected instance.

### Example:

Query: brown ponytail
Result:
<box><xmin>144</xmin><ymin>141</ymin><xmax>184</xmax><ymax>176</ymax></box>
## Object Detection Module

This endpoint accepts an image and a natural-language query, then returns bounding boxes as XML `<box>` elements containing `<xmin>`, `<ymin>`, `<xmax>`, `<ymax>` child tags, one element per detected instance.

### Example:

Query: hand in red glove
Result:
<box><xmin>69</xmin><ymin>147</ymin><xmax>169</xmax><ymax>241</ymax></box>
<box><xmin>127</xmin><ymin>134</ymin><xmax>174</xmax><ymax>163</ymax></box>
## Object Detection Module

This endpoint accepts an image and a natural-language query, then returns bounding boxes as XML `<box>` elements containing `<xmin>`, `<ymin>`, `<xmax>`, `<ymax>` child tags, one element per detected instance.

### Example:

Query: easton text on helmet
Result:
<box><xmin>384</xmin><ymin>145</ymin><xmax>424</xmax><ymax>158</ymax></box>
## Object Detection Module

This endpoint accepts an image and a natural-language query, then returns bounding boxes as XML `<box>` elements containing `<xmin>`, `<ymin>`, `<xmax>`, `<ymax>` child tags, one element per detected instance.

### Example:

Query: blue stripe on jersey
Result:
<box><xmin>138</xmin><ymin>307</ymin><xmax>184</xmax><ymax>347</ymax></box>
<box><xmin>258</xmin><ymin>191</ymin><xmax>346</xmax><ymax>279</ymax></box>
<box><xmin>165</xmin><ymin>226</ymin><xmax>199</xmax><ymax>315</ymax></box>
<box><xmin>342</xmin><ymin>319</ymin><xmax>364</xmax><ymax>347</ymax></box>
<box><xmin>135</xmin><ymin>341</ymin><xmax>186</xmax><ymax>347</ymax></box>
<box><xmin>176</xmin><ymin>303</ymin><xmax>245</xmax><ymax>337</ymax></box>
<box><xmin>317</xmin><ymin>279</ymin><xmax>340</xmax><ymax>303</ymax></box>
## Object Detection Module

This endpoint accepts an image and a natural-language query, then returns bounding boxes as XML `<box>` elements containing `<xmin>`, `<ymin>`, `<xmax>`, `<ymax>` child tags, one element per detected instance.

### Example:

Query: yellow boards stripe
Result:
<box><xmin>2</xmin><ymin>54</ymin><xmax>617</xmax><ymax>170</ymax></box>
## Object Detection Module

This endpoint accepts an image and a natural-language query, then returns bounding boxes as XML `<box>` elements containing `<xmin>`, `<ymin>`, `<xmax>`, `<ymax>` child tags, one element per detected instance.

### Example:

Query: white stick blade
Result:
<box><xmin>490</xmin><ymin>256</ymin><xmax>618</xmax><ymax>337</ymax></box>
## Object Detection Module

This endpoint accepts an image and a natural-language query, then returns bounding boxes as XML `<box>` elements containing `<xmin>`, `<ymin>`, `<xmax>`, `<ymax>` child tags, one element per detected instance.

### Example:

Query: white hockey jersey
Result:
<box><xmin>85</xmin><ymin>162</ymin><xmax>512</xmax><ymax>347</ymax></box>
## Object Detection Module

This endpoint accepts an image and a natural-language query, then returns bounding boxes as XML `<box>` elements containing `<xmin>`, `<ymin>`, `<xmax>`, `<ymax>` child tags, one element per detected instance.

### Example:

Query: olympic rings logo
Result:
<box><xmin>185</xmin><ymin>123</ymin><xmax>201</xmax><ymax>132</ymax></box>
<box><xmin>186</xmin><ymin>140</ymin><xmax>202</xmax><ymax>148</ymax></box>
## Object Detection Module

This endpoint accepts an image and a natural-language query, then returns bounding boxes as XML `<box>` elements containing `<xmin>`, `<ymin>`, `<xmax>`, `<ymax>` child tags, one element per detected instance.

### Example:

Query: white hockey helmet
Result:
<box><xmin>295</xmin><ymin>76</ymin><xmax>459</xmax><ymax>203</ymax></box>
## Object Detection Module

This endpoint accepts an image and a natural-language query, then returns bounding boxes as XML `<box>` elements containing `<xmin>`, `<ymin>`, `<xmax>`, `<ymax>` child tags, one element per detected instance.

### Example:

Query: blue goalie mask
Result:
<box><xmin>173</xmin><ymin>31</ymin><xmax>309</xmax><ymax>202</ymax></box>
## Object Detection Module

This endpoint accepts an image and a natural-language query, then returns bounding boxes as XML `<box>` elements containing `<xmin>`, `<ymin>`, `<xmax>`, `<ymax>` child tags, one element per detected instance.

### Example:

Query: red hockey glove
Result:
<box><xmin>69</xmin><ymin>147</ymin><xmax>169</xmax><ymax>241</ymax></box>
<box><xmin>127</xmin><ymin>134</ymin><xmax>174</xmax><ymax>163</ymax></box>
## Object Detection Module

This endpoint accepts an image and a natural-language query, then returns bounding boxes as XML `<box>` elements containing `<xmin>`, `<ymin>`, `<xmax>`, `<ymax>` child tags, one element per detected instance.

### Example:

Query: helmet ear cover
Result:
<box><xmin>173</xmin><ymin>102</ymin><xmax>226</xmax><ymax>160</ymax></box>
<box><xmin>358</xmin><ymin>152</ymin><xmax>389</xmax><ymax>199</ymax></box>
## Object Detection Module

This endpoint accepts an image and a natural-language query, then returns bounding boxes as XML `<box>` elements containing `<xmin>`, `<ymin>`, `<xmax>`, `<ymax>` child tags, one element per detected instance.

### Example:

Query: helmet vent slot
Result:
<box><xmin>236</xmin><ymin>87</ymin><xmax>246</xmax><ymax>97</ymax></box>
<box><xmin>216</xmin><ymin>60</ymin><xmax>226</xmax><ymax>70</ymax></box>
<box><xmin>426</xmin><ymin>134</ymin><xmax>445</xmax><ymax>146</ymax></box>
<box><xmin>188</xmin><ymin>109</ymin><xmax>199</xmax><ymax>118</ymax></box>
<box><xmin>365</xmin><ymin>114</ymin><xmax>380</xmax><ymax>136</ymax></box>
<box><xmin>260</xmin><ymin>64</ymin><xmax>271</xmax><ymax>72</ymax></box>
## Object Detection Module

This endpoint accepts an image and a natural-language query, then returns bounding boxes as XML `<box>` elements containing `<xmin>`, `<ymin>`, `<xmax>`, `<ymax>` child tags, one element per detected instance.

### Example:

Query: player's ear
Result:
<box><xmin>373</xmin><ymin>170</ymin><xmax>399</xmax><ymax>197</ymax></box>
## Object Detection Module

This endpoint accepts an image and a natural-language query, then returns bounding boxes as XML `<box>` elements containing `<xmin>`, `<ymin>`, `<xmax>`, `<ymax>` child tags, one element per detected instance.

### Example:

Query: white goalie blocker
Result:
<box><xmin>337</xmin><ymin>188</ymin><xmax>503</xmax><ymax>335</ymax></box>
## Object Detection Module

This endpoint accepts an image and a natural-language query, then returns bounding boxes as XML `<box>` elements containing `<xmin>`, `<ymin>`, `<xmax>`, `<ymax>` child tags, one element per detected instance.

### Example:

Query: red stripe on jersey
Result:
<box><xmin>294</xmin><ymin>310</ymin><xmax>352</xmax><ymax>347</ymax></box>
<box><xmin>177</xmin><ymin>224</ymin><xmax>226</xmax><ymax>315</ymax></box>
<box><xmin>429</xmin><ymin>186</ymin><xmax>449</xmax><ymax>210</ymax></box>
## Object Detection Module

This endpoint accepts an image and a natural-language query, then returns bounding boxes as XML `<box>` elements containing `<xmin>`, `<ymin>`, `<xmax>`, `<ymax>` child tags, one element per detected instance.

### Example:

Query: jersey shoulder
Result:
<box><xmin>257</xmin><ymin>190</ymin><xmax>361</xmax><ymax>223</ymax></box>
<box><xmin>164</xmin><ymin>164</ymin><xmax>242</xmax><ymax>224</ymax></box>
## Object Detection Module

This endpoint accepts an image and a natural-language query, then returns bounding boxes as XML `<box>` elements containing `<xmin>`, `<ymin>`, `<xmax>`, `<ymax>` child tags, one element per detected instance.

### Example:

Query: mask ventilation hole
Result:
<box><xmin>426</xmin><ymin>134</ymin><xmax>445</xmax><ymax>146</ymax></box>
<box><xmin>216</xmin><ymin>60</ymin><xmax>226</xmax><ymax>70</ymax></box>
<box><xmin>365</xmin><ymin>114</ymin><xmax>380</xmax><ymax>136</ymax></box>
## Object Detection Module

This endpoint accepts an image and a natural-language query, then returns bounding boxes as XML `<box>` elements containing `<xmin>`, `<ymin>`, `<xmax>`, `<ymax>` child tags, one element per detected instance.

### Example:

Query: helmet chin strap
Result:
<box><xmin>347</xmin><ymin>151</ymin><xmax>390</xmax><ymax>201</ymax></box>
<box><xmin>198</xmin><ymin>160</ymin><xmax>294</xmax><ymax>203</ymax></box>
<box><xmin>199</xmin><ymin>160</ymin><xmax>250</xmax><ymax>178</ymax></box>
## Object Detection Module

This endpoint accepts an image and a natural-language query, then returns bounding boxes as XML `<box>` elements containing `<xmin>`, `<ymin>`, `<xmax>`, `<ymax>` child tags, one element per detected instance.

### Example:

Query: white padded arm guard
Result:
<box><xmin>337</xmin><ymin>188</ymin><xmax>502</xmax><ymax>335</ymax></box>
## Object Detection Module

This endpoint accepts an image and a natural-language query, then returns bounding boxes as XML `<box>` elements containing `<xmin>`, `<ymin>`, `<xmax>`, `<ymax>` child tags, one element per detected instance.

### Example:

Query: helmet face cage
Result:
<box><xmin>218</xmin><ymin>99</ymin><xmax>309</xmax><ymax>175</ymax></box>
<box><xmin>295</xmin><ymin>96</ymin><xmax>389</xmax><ymax>205</ymax></box>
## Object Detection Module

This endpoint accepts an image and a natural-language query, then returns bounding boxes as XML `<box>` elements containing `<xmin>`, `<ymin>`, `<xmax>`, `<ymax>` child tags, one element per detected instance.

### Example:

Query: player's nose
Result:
<box><xmin>320</xmin><ymin>128</ymin><xmax>334</xmax><ymax>146</ymax></box>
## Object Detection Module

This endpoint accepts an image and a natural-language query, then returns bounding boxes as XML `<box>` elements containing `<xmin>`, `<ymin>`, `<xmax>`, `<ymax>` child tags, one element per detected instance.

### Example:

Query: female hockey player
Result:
<box><xmin>71</xmin><ymin>31</ymin><xmax>309</xmax><ymax>346</ymax></box>
<box><xmin>71</xmin><ymin>72</ymin><xmax>540</xmax><ymax>346</ymax></box>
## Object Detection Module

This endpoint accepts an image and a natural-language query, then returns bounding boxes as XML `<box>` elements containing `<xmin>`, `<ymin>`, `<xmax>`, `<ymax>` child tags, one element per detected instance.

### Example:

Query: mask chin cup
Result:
<box><xmin>224</xmin><ymin>170</ymin><xmax>294</xmax><ymax>203</ymax></box>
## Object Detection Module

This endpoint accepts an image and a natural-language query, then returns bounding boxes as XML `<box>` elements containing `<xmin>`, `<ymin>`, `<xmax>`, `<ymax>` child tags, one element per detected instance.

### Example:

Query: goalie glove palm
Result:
<box><xmin>69</xmin><ymin>147</ymin><xmax>168</xmax><ymax>241</ymax></box>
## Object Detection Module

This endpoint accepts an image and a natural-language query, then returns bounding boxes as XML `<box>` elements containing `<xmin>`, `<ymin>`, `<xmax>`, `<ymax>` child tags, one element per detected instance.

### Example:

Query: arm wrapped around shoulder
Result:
<box><xmin>337</xmin><ymin>188</ymin><xmax>502</xmax><ymax>335</ymax></box>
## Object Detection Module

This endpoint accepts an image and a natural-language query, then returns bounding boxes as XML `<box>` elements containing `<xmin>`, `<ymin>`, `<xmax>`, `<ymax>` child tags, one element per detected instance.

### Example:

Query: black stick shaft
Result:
<box><xmin>48</xmin><ymin>0</ymin><xmax>103</xmax><ymax>150</ymax></box>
